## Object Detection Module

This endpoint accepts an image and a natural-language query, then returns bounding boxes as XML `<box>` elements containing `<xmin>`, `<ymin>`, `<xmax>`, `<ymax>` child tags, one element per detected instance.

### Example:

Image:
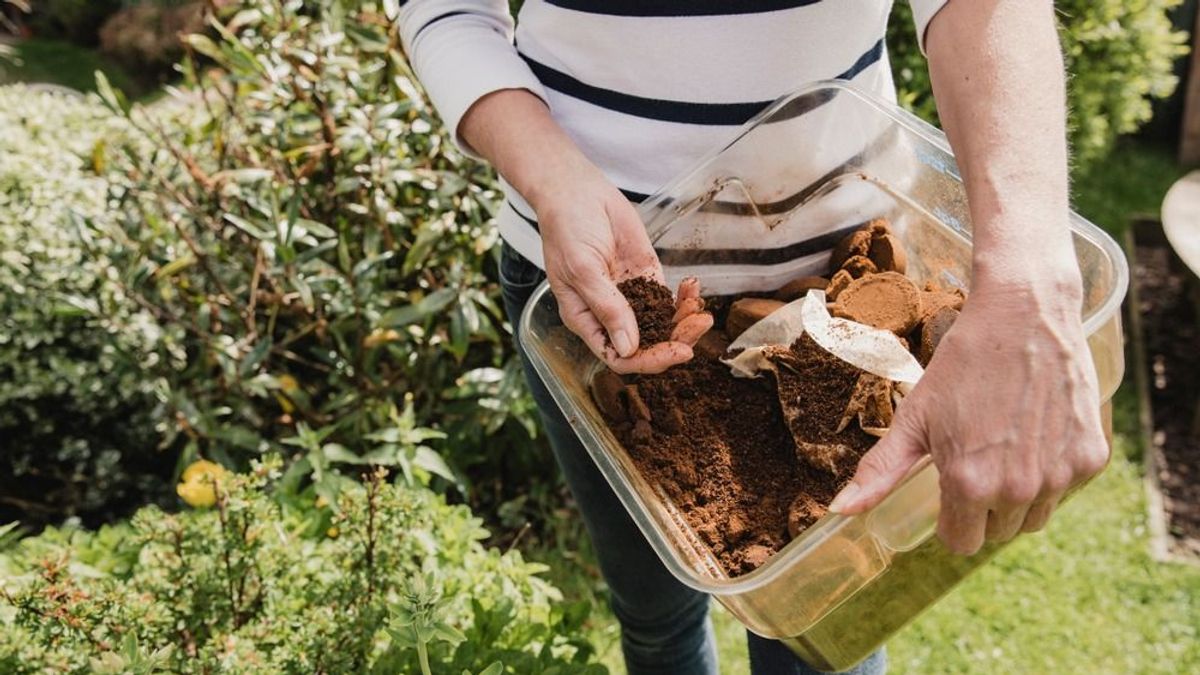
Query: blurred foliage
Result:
<box><xmin>97</xmin><ymin>2</ymin><xmax>205</xmax><ymax>87</ymax></box>
<box><xmin>25</xmin><ymin>0</ymin><xmax>122</xmax><ymax>45</ymax></box>
<box><xmin>0</xmin><ymin>458</ymin><xmax>606</xmax><ymax>674</ymax></box>
<box><xmin>0</xmin><ymin>86</ymin><xmax>173</xmax><ymax>527</ymax></box>
<box><xmin>86</xmin><ymin>0</ymin><xmax>544</xmax><ymax>514</ymax></box>
<box><xmin>889</xmin><ymin>0</ymin><xmax>1189</xmax><ymax>164</ymax></box>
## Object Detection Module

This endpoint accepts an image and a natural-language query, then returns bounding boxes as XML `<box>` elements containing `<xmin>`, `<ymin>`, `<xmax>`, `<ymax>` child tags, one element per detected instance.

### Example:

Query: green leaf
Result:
<box><xmin>476</xmin><ymin>661</ymin><xmax>505</xmax><ymax>675</ymax></box>
<box><xmin>413</xmin><ymin>447</ymin><xmax>459</xmax><ymax>487</ymax></box>
<box><xmin>322</xmin><ymin>443</ymin><xmax>366</xmax><ymax>465</ymax></box>
<box><xmin>296</xmin><ymin>218</ymin><xmax>336</xmax><ymax>239</ymax></box>
<box><xmin>403</xmin><ymin>222</ymin><xmax>441</xmax><ymax>275</ymax></box>
<box><xmin>154</xmin><ymin>255</ymin><xmax>196</xmax><ymax>279</ymax></box>
<box><xmin>432</xmin><ymin>622</ymin><xmax>466</xmax><ymax>646</ymax></box>
<box><xmin>94</xmin><ymin>71</ymin><xmax>130</xmax><ymax>116</ymax></box>
<box><xmin>183</xmin><ymin>34</ymin><xmax>225</xmax><ymax>62</ymax></box>
<box><xmin>223</xmin><ymin>213</ymin><xmax>272</xmax><ymax>239</ymax></box>
<box><xmin>379</xmin><ymin>287</ymin><xmax>456</xmax><ymax>327</ymax></box>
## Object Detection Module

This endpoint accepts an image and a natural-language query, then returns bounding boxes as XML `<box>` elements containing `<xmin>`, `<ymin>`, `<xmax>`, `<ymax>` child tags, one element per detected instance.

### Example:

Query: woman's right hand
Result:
<box><xmin>459</xmin><ymin>89</ymin><xmax>710</xmax><ymax>373</ymax></box>
<box><xmin>532</xmin><ymin>160</ymin><xmax>712</xmax><ymax>374</ymax></box>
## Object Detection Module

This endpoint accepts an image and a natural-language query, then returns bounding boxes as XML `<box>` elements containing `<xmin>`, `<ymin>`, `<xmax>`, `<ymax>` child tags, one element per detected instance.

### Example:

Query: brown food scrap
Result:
<box><xmin>590</xmin><ymin>369</ymin><xmax>628</xmax><ymax>421</ymax></box>
<box><xmin>920</xmin><ymin>281</ymin><xmax>966</xmax><ymax>323</ymax></box>
<box><xmin>631</xmin><ymin>419</ymin><xmax>654</xmax><ymax>445</ymax></box>
<box><xmin>842</xmin><ymin>255</ymin><xmax>879</xmax><ymax>278</ymax></box>
<box><xmin>624</xmin><ymin>384</ymin><xmax>652</xmax><ymax>421</ymax></box>
<box><xmin>866</xmin><ymin>218</ymin><xmax>892</xmax><ymax>237</ymax></box>
<box><xmin>836</xmin><ymin>372</ymin><xmax>894</xmax><ymax>437</ymax></box>
<box><xmin>693</xmin><ymin>329</ymin><xmax>731</xmax><ymax>360</ymax></box>
<box><xmin>726</xmin><ymin>297</ymin><xmax>786</xmax><ymax>339</ymax></box>
<box><xmin>788</xmin><ymin>492</ymin><xmax>827</xmax><ymax>538</ymax></box>
<box><xmin>727</xmin><ymin>513</ymin><xmax>748</xmax><ymax>542</ymax></box>
<box><xmin>868</xmin><ymin>232</ymin><xmax>908</xmax><ymax>274</ymax></box>
<box><xmin>742</xmin><ymin>544</ymin><xmax>774</xmax><ymax>570</ymax></box>
<box><xmin>918</xmin><ymin>305</ymin><xmax>960</xmax><ymax>366</ymax></box>
<box><xmin>830</xmin><ymin>228</ymin><xmax>873</xmax><ymax>272</ymax></box>
<box><xmin>774</xmin><ymin>275</ymin><xmax>830</xmax><ymax>302</ymax></box>
<box><xmin>830</xmin><ymin>271</ymin><xmax>923</xmax><ymax>336</ymax></box>
<box><xmin>826</xmin><ymin>269</ymin><xmax>854</xmax><ymax>301</ymax></box>
<box><xmin>618</xmin><ymin>276</ymin><xmax>676</xmax><ymax>346</ymax></box>
<box><xmin>793</xmin><ymin>439</ymin><xmax>860</xmax><ymax>476</ymax></box>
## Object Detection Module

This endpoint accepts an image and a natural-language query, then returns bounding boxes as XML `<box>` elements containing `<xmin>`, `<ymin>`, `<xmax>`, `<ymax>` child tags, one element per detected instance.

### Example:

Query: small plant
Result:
<box><xmin>0</xmin><ymin>460</ymin><xmax>605</xmax><ymax>673</ymax></box>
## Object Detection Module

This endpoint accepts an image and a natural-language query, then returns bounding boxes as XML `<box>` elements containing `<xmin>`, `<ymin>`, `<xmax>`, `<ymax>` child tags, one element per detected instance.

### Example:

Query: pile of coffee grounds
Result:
<box><xmin>771</xmin><ymin>336</ymin><xmax>877</xmax><ymax>475</ymax></box>
<box><xmin>617</xmin><ymin>277</ymin><xmax>676</xmax><ymax>346</ymax></box>
<box><xmin>606</xmin><ymin>348</ymin><xmax>859</xmax><ymax>576</ymax></box>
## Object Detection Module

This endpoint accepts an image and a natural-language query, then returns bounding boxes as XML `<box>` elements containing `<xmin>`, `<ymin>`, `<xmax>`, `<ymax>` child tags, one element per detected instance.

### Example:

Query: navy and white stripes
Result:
<box><xmin>398</xmin><ymin>0</ymin><xmax>949</xmax><ymax>272</ymax></box>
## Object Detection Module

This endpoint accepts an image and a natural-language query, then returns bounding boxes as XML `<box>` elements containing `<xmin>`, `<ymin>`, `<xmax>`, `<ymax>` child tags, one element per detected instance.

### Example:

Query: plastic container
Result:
<box><xmin>518</xmin><ymin>81</ymin><xmax>1128</xmax><ymax>671</ymax></box>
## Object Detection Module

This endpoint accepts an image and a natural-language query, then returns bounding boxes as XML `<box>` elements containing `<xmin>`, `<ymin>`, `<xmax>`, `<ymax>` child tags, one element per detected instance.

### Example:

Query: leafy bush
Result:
<box><xmin>0</xmin><ymin>85</ymin><xmax>173</xmax><ymax>527</ymax></box>
<box><xmin>0</xmin><ymin>459</ymin><xmax>605</xmax><ymax>674</ymax></box>
<box><xmin>89</xmin><ymin>0</ymin><xmax>544</xmax><ymax>511</ymax></box>
<box><xmin>888</xmin><ymin>0</ymin><xmax>1188</xmax><ymax>163</ymax></box>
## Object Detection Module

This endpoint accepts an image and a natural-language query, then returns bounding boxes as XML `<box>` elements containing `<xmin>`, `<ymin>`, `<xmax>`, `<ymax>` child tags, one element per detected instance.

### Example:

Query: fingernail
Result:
<box><xmin>828</xmin><ymin>483</ymin><xmax>861</xmax><ymax>514</ymax></box>
<box><xmin>612</xmin><ymin>329</ymin><xmax>635</xmax><ymax>357</ymax></box>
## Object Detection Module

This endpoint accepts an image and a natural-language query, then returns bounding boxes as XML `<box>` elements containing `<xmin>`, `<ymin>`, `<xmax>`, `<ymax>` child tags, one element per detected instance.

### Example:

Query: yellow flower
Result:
<box><xmin>176</xmin><ymin>460</ymin><xmax>228</xmax><ymax>508</ymax></box>
<box><xmin>277</xmin><ymin>374</ymin><xmax>299</xmax><ymax>392</ymax></box>
<box><xmin>315</xmin><ymin>495</ymin><xmax>329</xmax><ymax>508</ymax></box>
<box><xmin>326</xmin><ymin>526</ymin><xmax>340</xmax><ymax>538</ymax></box>
<box><xmin>363</xmin><ymin>328</ymin><xmax>401</xmax><ymax>348</ymax></box>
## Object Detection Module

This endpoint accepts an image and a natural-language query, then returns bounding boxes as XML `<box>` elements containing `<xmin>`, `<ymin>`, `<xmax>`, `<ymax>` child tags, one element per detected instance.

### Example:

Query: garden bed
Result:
<box><xmin>1127</xmin><ymin>220</ymin><xmax>1200</xmax><ymax>561</ymax></box>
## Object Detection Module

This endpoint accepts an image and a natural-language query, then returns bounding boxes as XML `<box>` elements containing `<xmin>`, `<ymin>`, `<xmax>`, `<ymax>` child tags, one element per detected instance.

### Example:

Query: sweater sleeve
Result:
<box><xmin>397</xmin><ymin>1</ymin><xmax>549</xmax><ymax>156</ymax></box>
<box><xmin>909</xmin><ymin>0</ymin><xmax>951</xmax><ymax>55</ymax></box>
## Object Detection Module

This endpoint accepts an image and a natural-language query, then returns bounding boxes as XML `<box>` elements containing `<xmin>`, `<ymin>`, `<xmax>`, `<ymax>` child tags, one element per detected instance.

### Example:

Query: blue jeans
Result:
<box><xmin>498</xmin><ymin>243</ymin><xmax>886</xmax><ymax>675</ymax></box>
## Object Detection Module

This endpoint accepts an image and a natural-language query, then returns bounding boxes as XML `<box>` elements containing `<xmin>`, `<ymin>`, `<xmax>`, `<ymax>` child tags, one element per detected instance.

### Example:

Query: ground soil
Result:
<box><xmin>618</xmin><ymin>277</ymin><xmax>676</xmax><ymax>346</ymax></box>
<box><xmin>1133</xmin><ymin>241</ymin><xmax>1200</xmax><ymax>558</ymax></box>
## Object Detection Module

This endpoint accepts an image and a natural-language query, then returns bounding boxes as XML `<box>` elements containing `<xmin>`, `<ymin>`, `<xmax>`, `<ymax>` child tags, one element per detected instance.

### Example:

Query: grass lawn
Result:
<box><xmin>0</xmin><ymin>38</ymin><xmax>139</xmax><ymax>95</ymax></box>
<box><xmin>533</xmin><ymin>141</ymin><xmax>1200</xmax><ymax>674</ymax></box>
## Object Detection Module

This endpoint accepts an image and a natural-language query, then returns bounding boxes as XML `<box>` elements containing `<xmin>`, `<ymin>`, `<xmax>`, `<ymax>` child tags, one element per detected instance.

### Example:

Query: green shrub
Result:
<box><xmin>0</xmin><ymin>85</ymin><xmax>173</xmax><ymax>527</ymax></box>
<box><xmin>888</xmin><ymin>0</ymin><xmax>1188</xmax><ymax>164</ymax></box>
<box><xmin>89</xmin><ymin>0</ymin><xmax>544</xmax><ymax>511</ymax></box>
<box><xmin>0</xmin><ymin>459</ymin><xmax>606</xmax><ymax>674</ymax></box>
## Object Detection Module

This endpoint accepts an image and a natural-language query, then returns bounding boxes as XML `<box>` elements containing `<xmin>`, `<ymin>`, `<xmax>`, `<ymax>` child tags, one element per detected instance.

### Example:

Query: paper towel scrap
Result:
<box><xmin>723</xmin><ymin>290</ymin><xmax>925</xmax><ymax>385</ymax></box>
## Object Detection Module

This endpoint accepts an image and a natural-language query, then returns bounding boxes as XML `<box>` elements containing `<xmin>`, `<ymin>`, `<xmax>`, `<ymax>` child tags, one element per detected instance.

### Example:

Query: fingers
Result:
<box><xmin>938</xmin><ymin>492</ymin><xmax>989</xmax><ymax>556</ymax></box>
<box><xmin>670</xmin><ymin>313</ymin><xmax>713</xmax><ymax>345</ymax></box>
<box><xmin>672</xmin><ymin>296</ymin><xmax>705</xmax><ymax>324</ymax></box>
<box><xmin>570</xmin><ymin>268</ymin><xmax>639</xmax><ymax>358</ymax></box>
<box><xmin>1019</xmin><ymin>496</ymin><xmax>1060</xmax><ymax>533</ymax></box>
<box><xmin>556</xmin><ymin>288</ymin><xmax>620</xmax><ymax>363</ymax></box>
<box><xmin>985</xmin><ymin>504</ymin><xmax>1030</xmax><ymax>542</ymax></box>
<box><xmin>829</xmin><ymin>415</ymin><xmax>926</xmax><ymax>515</ymax></box>
<box><xmin>609</xmin><ymin>342</ymin><xmax>694</xmax><ymax>375</ymax></box>
<box><xmin>676</xmin><ymin>277</ymin><xmax>702</xmax><ymax>304</ymax></box>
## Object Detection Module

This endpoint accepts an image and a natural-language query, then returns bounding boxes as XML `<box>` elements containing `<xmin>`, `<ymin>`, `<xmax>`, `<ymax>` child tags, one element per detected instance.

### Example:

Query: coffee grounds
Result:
<box><xmin>771</xmin><ymin>335</ymin><xmax>877</xmax><ymax>475</ymax></box>
<box><xmin>608</xmin><ymin>335</ymin><xmax>866</xmax><ymax>577</ymax></box>
<box><xmin>619</xmin><ymin>277</ymin><xmax>676</xmax><ymax>346</ymax></box>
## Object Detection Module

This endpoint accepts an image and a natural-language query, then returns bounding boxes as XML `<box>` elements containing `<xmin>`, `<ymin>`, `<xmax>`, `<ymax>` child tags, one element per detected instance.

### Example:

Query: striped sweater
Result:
<box><xmin>398</xmin><ymin>0</ymin><xmax>949</xmax><ymax>271</ymax></box>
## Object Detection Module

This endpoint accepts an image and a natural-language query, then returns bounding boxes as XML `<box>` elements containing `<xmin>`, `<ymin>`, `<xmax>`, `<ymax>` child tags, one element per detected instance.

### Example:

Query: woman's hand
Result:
<box><xmin>829</xmin><ymin>271</ymin><xmax>1110</xmax><ymax>554</ymax></box>
<box><xmin>461</xmin><ymin>89</ymin><xmax>711</xmax><ymax>374</ymax></box>
<box><xmin>534</xmin><ymin>161</ymin><xmax>712</xmax><ymax>374</ymax></box>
